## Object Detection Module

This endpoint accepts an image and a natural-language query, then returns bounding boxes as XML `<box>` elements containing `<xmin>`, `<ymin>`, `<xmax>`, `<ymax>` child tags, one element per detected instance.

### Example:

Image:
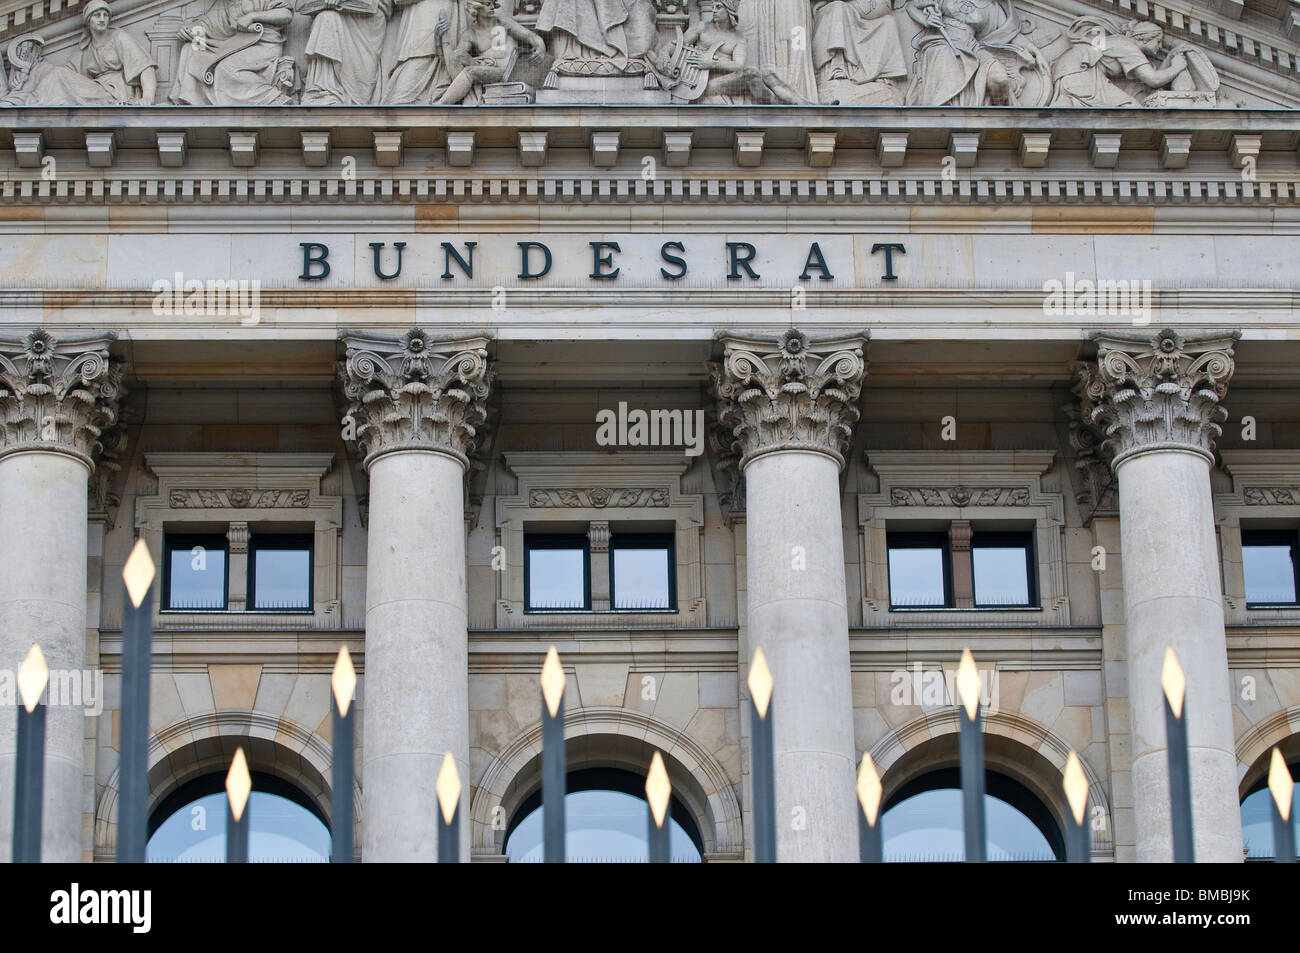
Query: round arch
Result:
<box><xmin>868</xmin><ymin>708</ymin><xmax>1114</xmax><ymax>860</ymax></box>
<box><xmin>1235</xmin><ymin>706</ymin><xmax>1300</xmax><ymax>797</ymax></box>
<box><xmin>471</xmin><ymin>707</ymin><xmax>743</xmax><ymax>858</ymax></box>
<box><xmin>94</xmin><ymin>710</ymin><xmax>359</xmax><ymax>860</ymax></box>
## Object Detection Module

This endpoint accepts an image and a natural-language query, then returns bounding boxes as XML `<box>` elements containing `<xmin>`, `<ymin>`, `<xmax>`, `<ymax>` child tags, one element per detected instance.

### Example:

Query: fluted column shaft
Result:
<box><xmin>1075</xmin><ymin>328</ymin><xmax>1242</xmax><ymax>862</ymax></box>
<box><xmin>712</xmin><ymin>329</ymin><xmax>865</xmax><ymax>862</ymax></box>
<box><xmin>0</xmin><ymin>330</ymin><xmax>123</xmax><ymax>863</ymax></box>
<box><xmin>341</xmin><ymin>330</ymin><xmax>492</xmax><ymax>862</ymax></box>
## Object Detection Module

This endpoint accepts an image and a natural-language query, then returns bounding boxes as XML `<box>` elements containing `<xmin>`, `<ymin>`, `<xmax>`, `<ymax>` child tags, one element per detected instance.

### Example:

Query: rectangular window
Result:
<box><xmin>887</xmin><ymin>532</ymin><xmax>951</xmax><ymax>609</ymax></box>
<box><xmin>164</xmin><ymin>534</ymin><xmax>228</xmax><ymax>611</ymax></box>
<box><xmin>1242</xmin><ymin>530</ymin><xmax>1300</xmax><ymax>607</ymax></box>
<box><xmin>249</xmin><ymin>534</ymin><xmax>313</xmax><ymax>611</ymax></box>
<box><xmin>610</xmin><ymin>533</ymin><xmax>675</xmax><ymax>611</ymax></box>
<box><xmin>971</xmin><ymin>532</ymin><xmax>1036</xmax><ymax>608</ymax></box>
<box><xmin>525</xmin><ymin>534</ymin><xmax>590</xmax><ymax>611</ymax></box>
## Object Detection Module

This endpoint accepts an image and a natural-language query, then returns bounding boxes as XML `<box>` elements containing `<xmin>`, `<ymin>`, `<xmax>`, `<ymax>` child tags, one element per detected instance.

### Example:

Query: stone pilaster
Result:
<box><xmin>339</xmin><ymin>329</ymin><xmax>493</xmax><ymax>862</ymax></box>
<box><xmin>1072</xmin><ymin>328</ymin><xmax>1242</xmax><ymax>863</ymax></box>
<box><xmin>0</xmin><ymin>329</ymin><xmax>125</xmax><ymax>862</ymax></box>
<box><xmin>710</xmin><ymin>328</ymin><xmax>866</xmax><ymax>863</ymax></box>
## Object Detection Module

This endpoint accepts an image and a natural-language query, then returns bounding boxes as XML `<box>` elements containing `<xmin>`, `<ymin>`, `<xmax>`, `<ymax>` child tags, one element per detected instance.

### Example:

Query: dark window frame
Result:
<box><xmin>524</xmin><ymin>533</ymin><xmax>591</xmax><ymax>612</ymax></box>
<box><xmin>887</xmin><ymin>531</ymin><xmax>953</xmax><ymax>610</ymax></box>
<box><xmin>248</xmin><ymin>533</ymin><xmax>315</xmax><ymax>613</ymax></box>
<box><xmin>971</xmin><ymin>531</ymin><xmax>1038</xmax><ymax>609</ymax></box>
<box><xmin>1241</xmin><ymin>528</ymin><xmax>1300</xmax><ymax>608</ymax></box>
<box><xmin>162</xmin><ymin>533</ymin><xmax>229</xmax><ymax>612</ymax></box>
<box><xmin>609</xmin><ymin>532</ymin><xmax>677</xmax><ymax>612</ymax></box>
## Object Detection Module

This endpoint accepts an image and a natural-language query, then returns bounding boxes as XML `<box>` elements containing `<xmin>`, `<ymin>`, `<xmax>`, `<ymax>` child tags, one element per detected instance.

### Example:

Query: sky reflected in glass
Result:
<box><xmin>1241</xmin><ymin>781</ymin><xmax>1299</xmax><ymax>859</ymax></box>
<box><xmin>147</xmin><ymin>791</ymin><xmax>329</xmax><ymax>862</ymax></box>
<box><xmin>1243</xmin><ymin>544</ymin><xmax>1296</xmax><ymax>603</ymax></box>
<box><xmin>973</xmin><ymin>546</ymin><xmax>1031</xmax><ymax>606</ymax></box>
<box><xmin>507</xmin><ymin>790</ymin><xmax>701</xmax><ymax>862</ymax></box>
<box><xmin>881</xmin><ymin>788</ymin><xmax>1056</xmax><ymax>862</ymax></box>
<box><xmin>528</xmin><ymin>547</ymin><xmax>585</xmax><ymax>608</ymax></box>
<box><xmin>888</xmin><ymin>547</ymin><xmax>945</xmax><ymax>606</ymax></box>
<box><xmin>254</xmin><ymin>547</ymin><xmax>311</xmax><ymax>610</ymax></box>
<box><xmin>167</xmin><ymin>546</ymin><xmax>225</xmax><ymax>610</ymax></box>
<box><xmin>613</xmin><ymin>547</ymin><xmax>671</xmax><ymax>609</ymax></box>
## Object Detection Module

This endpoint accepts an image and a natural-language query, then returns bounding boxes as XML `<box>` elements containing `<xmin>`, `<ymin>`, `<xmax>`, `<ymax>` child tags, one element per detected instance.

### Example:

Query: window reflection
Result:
<box><xmin>147</xmin><ymin>790</ymin><xmax>330</xmax><ymax>862</ymax></box>
<box><xmin>1241</xmin><ymin>778</ymin><xmax>1299</xmax><ymax>860</ymax></box>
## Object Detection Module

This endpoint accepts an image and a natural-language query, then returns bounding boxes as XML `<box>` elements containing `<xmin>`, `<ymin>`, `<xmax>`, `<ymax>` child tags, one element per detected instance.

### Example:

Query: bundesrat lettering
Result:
<box><xmin>297</xmin><ymin>240</ymin><xmax>908</xmax><ymax>282</ymax></box>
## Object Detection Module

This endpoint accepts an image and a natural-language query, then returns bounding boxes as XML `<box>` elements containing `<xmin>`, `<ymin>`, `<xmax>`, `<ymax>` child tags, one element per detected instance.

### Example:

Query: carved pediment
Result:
<box><xmin>3</xmin><ymin>0</ymin><xmax>1298</xmax><ymax>108</ymax></box>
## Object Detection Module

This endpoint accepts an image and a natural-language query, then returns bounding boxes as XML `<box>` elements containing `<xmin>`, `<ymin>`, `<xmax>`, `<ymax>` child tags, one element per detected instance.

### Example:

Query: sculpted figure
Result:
<box><xmin>1050</xmin><ymin>17</ymin><xmax>1222</xmax><ymax>107</ymax></box>
<box><xmin>437</xmin><ymin>0</ymin><xmax>544</xmax><ymax>104</ymax></box>
<box><xmin>811</xmin><ymin>0</ymin><xmax>908</xmax><ymax>105</ymax></box>
<box><xmin>654</xmin><ymin>0</ymin><xmax>809</xmax><ymax>103</ymax></box>
<box><xmin>536</xmin><ymin>0</ymin><xmax>657</xmax><ymax>73</ymax></box>
<box><xmin>10</xmin><ymin>2</ymin><xmax>156</xmax><ymax>105</ymax></box>
<box><xmin>738</xmin><ymin>0</ymin><xmax>818</xmax><ymax>102</ymax></box>
<box><xmin>903</xmin><ymin>0</ymin><xmax>1050</xmax><ymax>106</ymax></box>
<box><xmin>300</xmin><ymin>0</ymin><xmax>392</xmax><ymax>105</ymax></box>
<box><xmin>170</xmin><ymin>0</ymin><xmax>295</xmax><ymax>104</ymax></box>
<box><xmin>378</xmin><ymin>0</ymin><xmax>460</xmax><ymax>102</ymax></box>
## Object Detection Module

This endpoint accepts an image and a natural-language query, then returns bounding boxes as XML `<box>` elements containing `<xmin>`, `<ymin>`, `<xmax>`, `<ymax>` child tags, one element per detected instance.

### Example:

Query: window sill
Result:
<box><xmin>888</xmin><ymin>606</ymin><xmax>1043</xmax><ymax>613</ymax></box>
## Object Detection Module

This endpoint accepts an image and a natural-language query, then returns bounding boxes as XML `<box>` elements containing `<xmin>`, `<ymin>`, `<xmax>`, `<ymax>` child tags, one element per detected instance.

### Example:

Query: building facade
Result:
<box><xmin>1</xmin><ymin>0</ymin><xmax>1299</xmax><ymax>863</ymax></box>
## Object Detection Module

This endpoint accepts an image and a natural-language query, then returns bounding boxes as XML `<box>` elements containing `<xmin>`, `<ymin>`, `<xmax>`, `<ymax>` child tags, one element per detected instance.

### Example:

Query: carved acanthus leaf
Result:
<box><xmin>339</xmin><ymin>329</ymin><xmax>494</xmax><ymax>470</ymax></box>
<box><xmin>709</xmin><ymin>328</ymin><xmax>867</xmax><ymax>471</ymax></box>
<box><xmin>0</xmin><ymin>329</ymin><xmax>126</xmax><ymax>470</ymax></box>
<box><xmin>1071</xmin><ymin>328</ymin><xmax>1237</xmax><ymax>469</ymax></box>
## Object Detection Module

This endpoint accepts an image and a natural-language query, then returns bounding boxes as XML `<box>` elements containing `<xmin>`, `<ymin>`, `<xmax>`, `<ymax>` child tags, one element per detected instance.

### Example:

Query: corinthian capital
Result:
<box><xmin>1072</xmin><ymin>327</ymin><xmax>1238</xmax><ymax>469</ymax></box>
<box><xmin>339</xmin><ymin>329</ymin><xmax>494</xmax><ymax>469</ymax></box>
<box><xmin>709</xmin><ymin>329</ymin><xmax>867</xmax><ymax>471</ymax></box>
<box><xmin>0</xmin><ymin>329</ymin><xmax>125</xmax><ymax>470</ymax></box>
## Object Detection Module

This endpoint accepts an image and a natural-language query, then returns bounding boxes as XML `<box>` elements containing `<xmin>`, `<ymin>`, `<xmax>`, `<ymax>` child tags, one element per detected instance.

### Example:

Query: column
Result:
<box><xmin>711</xmin><ymin>329</ymin><xmax>866</xmax><ymax>862</ymax></box>
<box><xmin>1074</xmin><ymin>328</ymin><xmax>1242</xmax><ymax>862</ymax></box>
<box><xmin>340</xmin><ymin>329</ymin><xmax>493</xmax><ymax>862</ymax></box>
<box><xmin>0</xmin><ymin>330</ymin><xmax>124</xmax><ymax>863</ymax></box>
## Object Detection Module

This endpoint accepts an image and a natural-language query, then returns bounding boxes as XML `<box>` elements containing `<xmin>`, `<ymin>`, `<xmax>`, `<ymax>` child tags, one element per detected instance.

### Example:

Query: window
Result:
<box><xmin>611</xmin><ymin>533</ymin><xmax>675</xmax><ymax>611</ymax></box>
<box><xmin>887</xmin><ymin>527</ymin><xmax>1037</xmax><ymax>610</ymax></box>
<box><xmin>880</xmin><ymin>768</ymin><xmax>1061</xmax><ymax>862</ymax></box>
<box><xmin>1241</xmin><ymin>530</ymin><xmax>1300</xmax><ymax>607</ymax></box>
<box><xmin>1241</xmin><ymin>761</ymin><xmax>1299</xmax><ymax>861</ymax></box>
<box><xmin>972</xmin><ymin>532</ymin><xmax>1035</xmax><ymax>608</ymax></box>
<box><xmin>504</xmin><ymin>768</ymin><xmax>703</xmax><ymax>862</ymax></box>
<box><xmin>525</xmin><ymin>534</ymin><xmax>590</xmax><ymax>611</ymax></box>
<box><xmin>164</xmin><ymin>534</ymin><xmax>228</xmax><ymax>611</ymax></box>
<box><xmin>147</xmin><ymin>773</ymin><xmax>330</xmax><ymax>862</ymax></box>
<box><xmin>887</xmin><ymin>533</ymin><xmax>951</xmax><ymax>608</ymax></box>
<box><xmin>249</xmin><ymin>535</ymin><xmax>313</xmax><ymax>611</ymax></box>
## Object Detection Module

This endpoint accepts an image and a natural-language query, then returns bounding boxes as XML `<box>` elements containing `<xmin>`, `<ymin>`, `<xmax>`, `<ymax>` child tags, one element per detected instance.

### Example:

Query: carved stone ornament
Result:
<box><xmin>1071</xmin><ymin>327</ymin><xmax>1238</xmax><ymax>470</ymax></box>
<box><xmin>339</xmin><ymin>328</ymin><xmax>494</xmax><ymax>470</ymax></box>
<box><xmin>709</xmin><ymin>328</ymin><xmax>867</xmax><ymax>471</ymax></box>
<box><xmin>0</xmin><ymin>329</ymin><xmax>126</xmax><ymax>471</ymax></box>
<box><xmin>0</xmin><ymin>0</ymin><xmax>1251</xmax><ymax>108</ymax></box>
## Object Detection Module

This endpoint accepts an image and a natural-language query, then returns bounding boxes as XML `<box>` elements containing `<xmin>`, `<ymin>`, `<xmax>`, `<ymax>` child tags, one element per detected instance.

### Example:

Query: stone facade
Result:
<box><xmin>2</xmin><ymin>0</ymin><xmax>1300</xmax><ymax>867</ymax></box>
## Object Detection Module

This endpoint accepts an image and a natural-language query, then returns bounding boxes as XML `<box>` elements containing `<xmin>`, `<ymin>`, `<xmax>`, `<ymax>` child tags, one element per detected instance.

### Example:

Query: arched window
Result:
<box><xmin>504</xmin><ymin>767</ymin><xmax>704</xmax><ymax>862</ymax></box>
<box><xmin>1241</xmin><ymin>760</ymin><xmax>1299</xmax><ymax>861</ymax></box>
<box><xmin>146</xmin><ymin>772</ymin><xmax>331</xmax><ymax>862</ymax></box>
<box><xmin>881</xmin><ymin>767</ymin><xmax>1062</xmax><ymax>861</ymax></box>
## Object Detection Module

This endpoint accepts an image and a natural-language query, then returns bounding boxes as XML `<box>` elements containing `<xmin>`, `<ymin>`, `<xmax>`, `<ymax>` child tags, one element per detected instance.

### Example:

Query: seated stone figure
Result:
<box><xmin>669</xmin><ymin>0</ymin><xmax>810</xmax><ymax>104</ymax></box>
<box><xmin>12</xmin><ymin>1</ymin><xmax>157</xmax><ymax>105</ymax></box>
<box><xmin>904</xmin><ymin>0</ymin><xmax>1050</xmax><ymax>106</ymax></box>
<box><xmin>300</xmin><ymin>0</ymin><xmax>392</xmax><ymax>105</ymax></box>
<box><xmin>1050</xmin><ymin>16</ymin><xmax>1222</xmax><ymax>107</ymax></box>
<box><xmin>170</xmin><ymin>0</ymin><xmax>295</xmax><ymax>105</ymax></box>
<box><xmin>812</xmin><ymin>0</ymin><xmax>908</xmax><ymax>106</ymax></box>
<box><xmin>436</xmin><ymin>0</ymin><xmax>544</xmax><ymax>104</ymax></box>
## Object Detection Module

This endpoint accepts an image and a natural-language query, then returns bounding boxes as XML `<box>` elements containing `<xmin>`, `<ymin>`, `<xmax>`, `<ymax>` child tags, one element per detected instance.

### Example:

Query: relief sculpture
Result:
<box><xmin>0</xmin><ymin>0</ymin><xmax>1257</xmax><ymax>107</ymax></box>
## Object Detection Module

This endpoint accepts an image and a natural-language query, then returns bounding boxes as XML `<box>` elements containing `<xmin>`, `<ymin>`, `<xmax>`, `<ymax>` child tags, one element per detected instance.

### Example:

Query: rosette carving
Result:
<box><xmin>708</xmin><ymin>329</ymin><xmax>867</xmax><ymax>470</ymax></box>
<box><xmin>0</xmin><ymin>329</ymin><xmax>126</xmax><ymax>470</ymax></box>
<box><xmin>1071</xmin><ymin>328</ymin><xmax>1237</xmax><ymax>470</ymax></box>
<box><xmin>339</xmin><ymin>329</ymin><xmax>494</xmax><ymax>469</ymax></box>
